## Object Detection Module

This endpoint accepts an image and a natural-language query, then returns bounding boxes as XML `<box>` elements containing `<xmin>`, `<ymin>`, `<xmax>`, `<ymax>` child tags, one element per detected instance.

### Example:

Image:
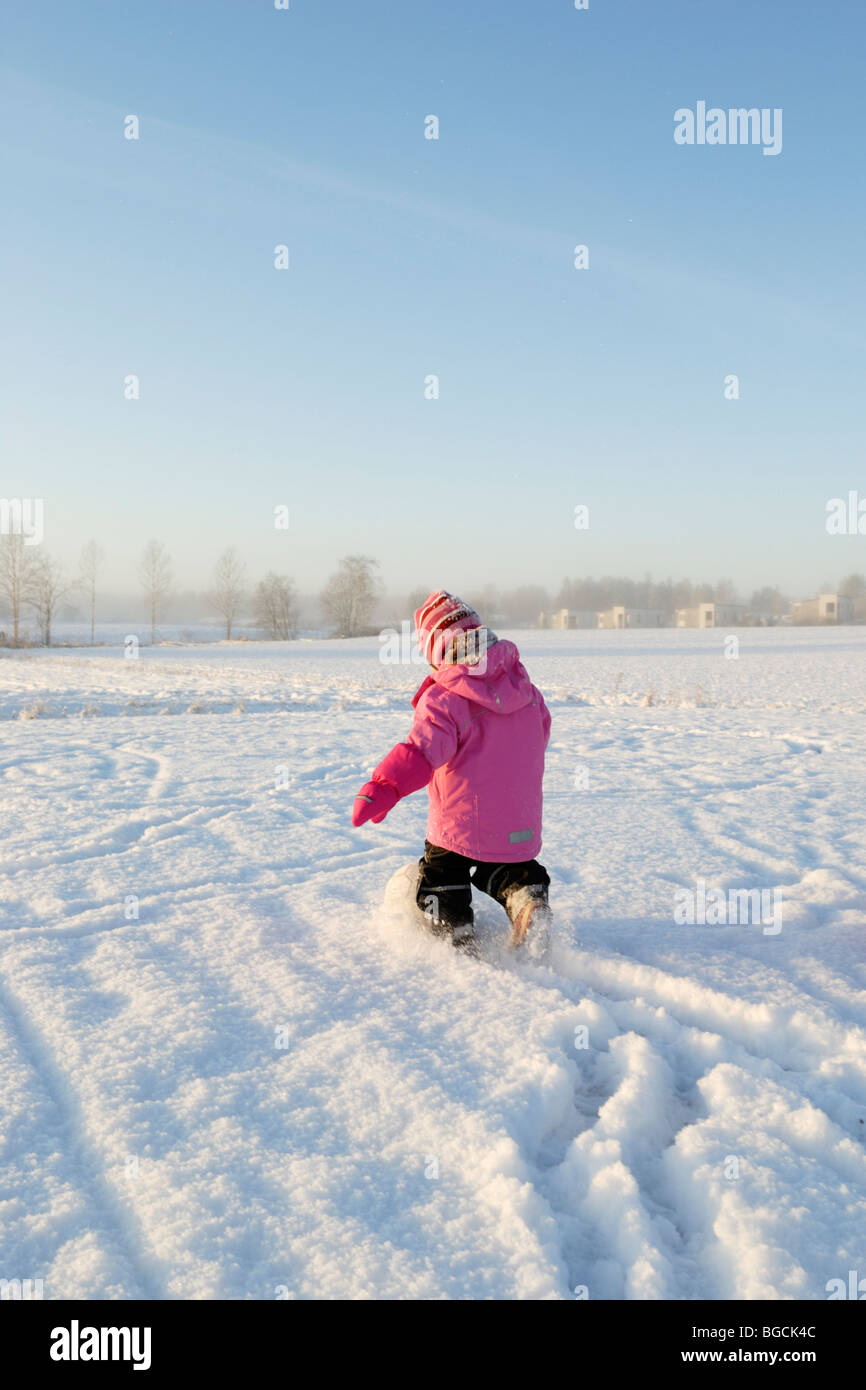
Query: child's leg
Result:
<box><xmin>416</xmin><ymin>841</ymin><xmax>475</xmax><ymax>937</ymax></box>
<box><xmin>472</xmin><ymin>858</ymin><xmax>550</xmax><ymax>909</ymax></box>
<box><xmin>474</xmin><ymin>859</ymin><xmax>551</xmax><ymax>949</ymax></box>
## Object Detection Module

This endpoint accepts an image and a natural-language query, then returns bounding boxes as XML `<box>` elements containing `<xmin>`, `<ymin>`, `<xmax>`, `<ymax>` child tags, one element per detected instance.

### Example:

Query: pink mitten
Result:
<box><xmin>351</xmin><ymin>780</ymin><xmax>398</xmax><ymax>826</ymax></box>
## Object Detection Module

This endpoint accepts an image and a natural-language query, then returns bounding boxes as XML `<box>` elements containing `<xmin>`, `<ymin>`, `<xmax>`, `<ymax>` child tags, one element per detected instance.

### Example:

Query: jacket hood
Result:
<box><xmin>411</xmin><ymin>639</ymin><xmax>534</xmax><ymax>714</ymax></box>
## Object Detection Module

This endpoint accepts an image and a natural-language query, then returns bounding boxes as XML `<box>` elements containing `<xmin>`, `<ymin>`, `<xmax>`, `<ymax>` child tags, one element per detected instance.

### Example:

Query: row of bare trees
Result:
<box><xmin>135</xmin><ymin>542</ymin><xmax>303</xmax><ymax>644</ymax></box>
<box><xmin>0</xmin><ymin>536</ymin><xmax>105</xmax><ymax>647</ymax></box>
<box><xmin>0</xmin><ymin>535</ymin><xmax>300</xmax><ymax>647</ymax></box>
<box><xmin>132</xmin><ymin>545</ymin><xmax>382</xmax><ymax>643</ymax></box>
<box><xmin>211</xmin><ymin>550</ymin><xmax>382</xmax><ymax>640</ymax></box>
<box><xmin>142</xmin><ymin>547</ymin><xmax>383</xmax><ymax>642</ymax></box>
<box><xmin>0</xmin><ymin>535</ymin><xmax>383</xmax><ymax>645</ymax></box>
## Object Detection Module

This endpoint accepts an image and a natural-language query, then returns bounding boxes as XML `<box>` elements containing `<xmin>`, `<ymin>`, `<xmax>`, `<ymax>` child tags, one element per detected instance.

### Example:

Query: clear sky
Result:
<box><xmin>2</xmin><ymin>0</ymin><xmax>864</xmax><ymax>599</ymax></box>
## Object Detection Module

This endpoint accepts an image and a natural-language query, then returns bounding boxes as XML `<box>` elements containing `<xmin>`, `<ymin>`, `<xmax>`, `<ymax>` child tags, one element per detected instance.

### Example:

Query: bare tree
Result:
<box><xmin>253</xmin><ymin>572</ymin><xmax>298</xmax><ymax>640</ymax></box>
<box><xmin>138</xmin><ymin>539</ymin><xmax>173</xmax><ymax>645</ymax></box>
<box><xmin>212</xmin><ymin>547</ymin><xmax>247</xmax><ymax>639</ymax></box>
<box><xmin>320</xmin><ymin>555</ymin><xmax>381</xmax><ymax>637</ymax></box>
<box><xmin>77</xmin><ymin>539</ymin><xmax>105</xmax><ymax>644</ymax></box>
<box><xmin>31</xmin><ymin>553</ymin><xmax>70</xmax><ymax>647</ymax></box>
<box><xmin>0</xmin><ymin>534</ymin><xmax>38</xmax><ymax>646</ymax></box>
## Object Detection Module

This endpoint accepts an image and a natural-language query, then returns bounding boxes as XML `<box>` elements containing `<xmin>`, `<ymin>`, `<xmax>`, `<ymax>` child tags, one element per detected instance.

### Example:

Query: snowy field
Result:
<box><xmin>1</xmin><ymin>627</ymin><xmax>865</xmax><ymax>1300</ymax></box>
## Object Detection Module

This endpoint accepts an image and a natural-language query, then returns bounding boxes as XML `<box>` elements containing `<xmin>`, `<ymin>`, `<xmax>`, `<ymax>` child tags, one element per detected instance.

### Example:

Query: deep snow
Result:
<box><xmin>1</xmin><ymin>627</ymin><xmax>865</xmax><ymax>1299</ymax></box>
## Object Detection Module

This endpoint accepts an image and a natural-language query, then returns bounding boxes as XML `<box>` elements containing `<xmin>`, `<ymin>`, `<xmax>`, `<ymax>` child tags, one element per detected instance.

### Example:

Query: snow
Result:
<box><xmin>0</xmin><ymin>627</ymin><xmax>864</xmax><ymax>1300</ymax></box>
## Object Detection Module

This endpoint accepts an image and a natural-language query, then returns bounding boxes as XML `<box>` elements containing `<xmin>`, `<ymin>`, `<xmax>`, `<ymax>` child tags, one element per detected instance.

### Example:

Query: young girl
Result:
<box><xmin>351</xmin><ymin>590</ymin><xmax>552</xmax><ymax>953</ymax></box>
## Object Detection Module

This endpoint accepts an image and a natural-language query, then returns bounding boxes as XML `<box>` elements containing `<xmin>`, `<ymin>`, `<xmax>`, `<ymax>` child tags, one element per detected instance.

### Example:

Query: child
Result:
<box><xmin>351</xmin><ymin>590</ymin><xmax>552</xmax><ymax>953</ymax></box>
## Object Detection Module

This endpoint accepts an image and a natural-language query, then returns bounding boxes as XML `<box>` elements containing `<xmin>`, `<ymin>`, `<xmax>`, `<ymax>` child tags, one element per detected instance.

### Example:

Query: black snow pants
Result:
<box><xmin>416</xmin><ymin>840</ymin><xmax>550</xmax><ymax>933</ymax></box>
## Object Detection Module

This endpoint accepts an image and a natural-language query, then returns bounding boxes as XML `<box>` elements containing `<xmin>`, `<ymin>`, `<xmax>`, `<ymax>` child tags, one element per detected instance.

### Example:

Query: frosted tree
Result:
<box><xmin>0</xmin><ymin>534</ymin><xmax>38</xmax><ymax>646</ymax></box>
<box><xmin>212</xmin><ymin>547</ymin><xmax>247</xmax><ymax>640</ymax></box>
<box><xmin>320</xmin><ymin>555</ymin><xmax>381</xmax><ymax>637</ymax></box>
<box><xmin>78</xmin><ymin>539</ymin><xmax>105</xmax><ymax>644</ymax></box>
<box><xmin>138</xmin><ymin>539</ymin><xmax>173</xmax><ymax>645</ymax></box>
<box><xmin>31</xmin><ymin>553</ymin><xmax>70</xmax><ymax>647</ymax></box>
<box><xmin>253</xmin><ymin>572</ymin><xmax>297</xmax><ymax>640</ymax></box>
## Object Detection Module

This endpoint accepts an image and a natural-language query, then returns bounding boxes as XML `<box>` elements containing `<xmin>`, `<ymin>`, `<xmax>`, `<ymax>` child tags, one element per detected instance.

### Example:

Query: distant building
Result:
<box><xmin>791</xmin><ymin>592</ymin><xmax>854</xmax><ymax>624</ymax></box>
<box><xmin>676</xmin><ymin>602</ymin><xmax>747</xmax><ymax>628</ymax></box>
<box><xmin>598</xmin><ymin>606</ymin><xmax>668</xmax><ymax>630</ymax></box>
<box><xmin>538</xmin><ymin>608</ymin><xmax>598</xmax><ymax>629</ymax></box>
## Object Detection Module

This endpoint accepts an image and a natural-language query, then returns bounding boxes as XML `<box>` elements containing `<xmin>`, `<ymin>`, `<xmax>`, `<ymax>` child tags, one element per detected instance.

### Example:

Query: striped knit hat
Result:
<box><xmin>414</xmin><ymin>590</ymin><xmax>484</xmax><ymax>667</ymax></box>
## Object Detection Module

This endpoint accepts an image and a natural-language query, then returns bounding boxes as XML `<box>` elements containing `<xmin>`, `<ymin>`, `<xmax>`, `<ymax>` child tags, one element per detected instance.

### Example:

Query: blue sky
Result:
<box><xmin>2</xmin><ymin>0</ymin><xmax>864</xmax><ymax>598</ymax></box>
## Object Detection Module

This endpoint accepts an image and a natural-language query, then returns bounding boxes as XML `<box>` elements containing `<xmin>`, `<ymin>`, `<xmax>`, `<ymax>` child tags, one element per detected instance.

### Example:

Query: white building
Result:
<box><xmin>539</xmin><ymin>608</ymin><xmax>599</xmax><ymax>629</ymax></box>
<box><xmin>791</xmin><ymin>593</ymin><xmax>854</xmax><ymax>624</ymax></box>
<box><xmin>676</xmin><ymin>602</ymin><xmax>747</xmax><ymax>628</ymax></box>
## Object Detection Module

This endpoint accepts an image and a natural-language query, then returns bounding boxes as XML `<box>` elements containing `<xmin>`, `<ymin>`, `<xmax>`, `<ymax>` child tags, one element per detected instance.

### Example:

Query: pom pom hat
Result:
<box><xmin>414</xmin><ymin>590</ymin><xmax>483</xmax><ymax>667</ymax></box>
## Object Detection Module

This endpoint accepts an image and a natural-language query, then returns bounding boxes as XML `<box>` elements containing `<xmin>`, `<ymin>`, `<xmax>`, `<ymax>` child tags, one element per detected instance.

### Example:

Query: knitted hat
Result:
<box><xmin>414</xmin><ymin>590</ymin><xmax>483</xmax><ymax>667</ymax></box>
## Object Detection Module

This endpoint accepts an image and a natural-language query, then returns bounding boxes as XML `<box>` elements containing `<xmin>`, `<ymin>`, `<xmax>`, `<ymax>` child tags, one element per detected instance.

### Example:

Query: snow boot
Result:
<box><xmin>504</xmin><ymin>884</ymin><xmax>552</xmax><ymax>955</ymax></box>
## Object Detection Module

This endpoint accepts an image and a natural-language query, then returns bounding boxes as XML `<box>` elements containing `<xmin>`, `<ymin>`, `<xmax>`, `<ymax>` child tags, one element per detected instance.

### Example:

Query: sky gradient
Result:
<box><xmin>2</xmin><ymin>0</ymin><xmax>865</xmax><ymax>599</ymax></box>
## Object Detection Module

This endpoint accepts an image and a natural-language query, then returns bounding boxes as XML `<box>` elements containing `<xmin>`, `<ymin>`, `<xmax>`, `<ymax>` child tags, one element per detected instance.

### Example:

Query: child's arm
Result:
<box><xmin>351</xmin><ymin>688</ymin><xmax>459</xmax><ymax>827</ymax></box>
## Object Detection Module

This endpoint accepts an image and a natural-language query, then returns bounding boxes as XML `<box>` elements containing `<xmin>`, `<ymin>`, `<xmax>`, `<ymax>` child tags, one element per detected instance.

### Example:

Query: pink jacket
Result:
<box><xmin>370</xmin><ymin>639</ymin><xmax>551</xmax><ymax>862</ymax></box>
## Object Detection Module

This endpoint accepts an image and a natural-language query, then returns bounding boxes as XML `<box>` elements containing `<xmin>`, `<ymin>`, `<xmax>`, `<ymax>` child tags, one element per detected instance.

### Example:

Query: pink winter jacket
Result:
<box><xmin>370</xmin><ymin>639</ymin><xmax>551</xmax><ymax>862</ymax></box>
